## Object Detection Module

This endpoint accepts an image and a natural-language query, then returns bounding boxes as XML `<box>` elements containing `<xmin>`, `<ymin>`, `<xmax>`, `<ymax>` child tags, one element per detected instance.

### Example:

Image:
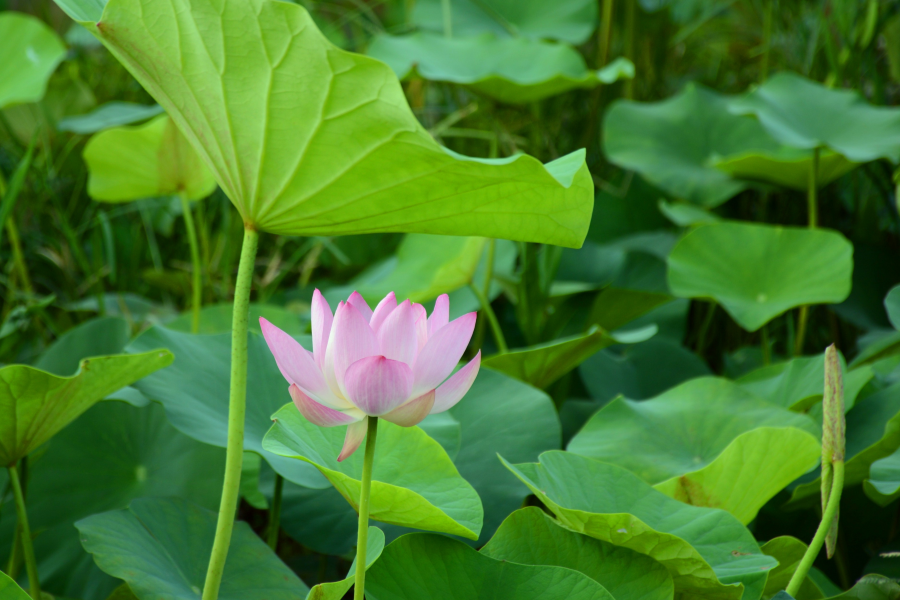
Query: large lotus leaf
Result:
<box><xmin>0</xmin><ymin>12</ymin><xmax>67</xmax><ymax>109</ymax></box>
<box><xmin>791</xmin><ymin>382</ymin><xmax>900</xmax><ymax>503</ymax></box>
<box><xmin>84</xmin><ymin>113</ymin><xmax>217</xmax><ymax>202</ymax></box>
<box><xmin>368</xmin><ymin>33</ymin><xmax>633</xmax><ymax>104</ymax></box>
<box><xmin>272</xmin><ymin>367</ymin><xmax>560</xmax><ymax>552</ymax></box>
<box><xmin>365</xmin><ymin>533</ymin><xmax>613</xmax><ymax>600</ymax></box>
<box><xmin>826</xmin><ymin>576</ymin><xmax>900</xmax><ymax>600</ymax></box>
<box><xmin>76</xmin><ymin>498</ymin><xmax>309</xmax><ymax>600</ymax></box>
<box><xmin>57</xmin><ymin>101</ymin><xmax>163</xmax><ymax>134</ymax></box>
<box><xmin>568</xmin><ymin>376</ymin><xmax>818</xmax><ymax>482</ymax></box>
<box><xmin>304</xmin><ymin>527</ymin><xmax>385</xmax><ymax>600</ymax></box>
<box><xmin>864</xmin><ymin>448</ymin><xmax>900</xmax><ymax>506</ymax></box>
<box><xmin>603</xmin><ymin>84</ymin><xmax>822</xmax><ymax>207</ymax></box>
<box><xmin>263</xmin><ymin>404</ymin><xmax>483</xmax><ymax>539</ymax></box>
<box><xmin>585</xmin><ymin>287</ymin><xmax>672</xmax><ymax>332</ymax></box>
<box><xmin>667</xmin><ymin>222</ymin><xmax>853</xmax><ymax>331</ymax></box>
<box><xmin>737</xmin><ymin>354</ymin><xmax>872</xmax><ymax>412</ymax></box>
<box><xmin>728</xmin><ymin>72</ymin><xmax>900</xmax><ymax>163</ymax></box>
<box><xmin>326</xmin><ymin>234</ymin><xmax>486</xmax><ymax>306</ymax></box>
<box><xmin>0</xmin><ymin>349</ymin><xmax>173</xmax><ymax>466</ymax></box>
<box><xmin>886</xmin><ymin>284</ymin><xmax>900</xmax><ymax>330</ymax></box>
<box><xmin>481</xmin><ymin>507</ymin><xmax>674</xmax><ymax>600</ymax></box>
<box><xmin>34</xmin><ymin>316</ymin><xmax>131</xmax><ymax>376</ymax></box>
<box><xmin>502</xmin><ymin>451</ymin><xmax>777</xmax><ymax>600</ymax></box>
<box><xmin>125</xmin><ymin>327</ymin><xmax>325</xmax><ymax>487</ymax></box>
<box><xmin>55</xmin><ymin>0</ymin><xmax>592</xmax><ymax>246</ymax></box>
<box><xmin>760</xmin><ymin>537</ymin><xmax>821</xmax><ymax>600</ymax></box>
<box><xmin>0</xmin><ymin>572</ymin><xmax>29</xmax><ymax>600</ymax></box>
<box><xmin>711</xmin><ymin>148</ymin><xmax>857</xmax><ymax>191</ymax></box>
<box><xmin>412</xmin><ymin>0</ymin><xmax>597</xmax><ymax>44</ymax></box>
<box><xmin>483</xmin><ymin>325</ymin><xmax>657</xmax><ymax>389</ymax></box>
<box><xmin>0</xmin><ymin>401</ymin><xmax>225</xmax><ymax>600</ymax></box>
<box><xmin>164</xmin><ymin>303</ymin><xmax>307</xmax><ymax>336</ymax></box>
<box><xmin>578</xmin><ymin>337</ymin><xmax>710</xmax><ymax>403</ymax></box>
<box><xmin>653</xmin><ymin>427</ymin><xmax>820</xmax><ymax>524</ymax></box>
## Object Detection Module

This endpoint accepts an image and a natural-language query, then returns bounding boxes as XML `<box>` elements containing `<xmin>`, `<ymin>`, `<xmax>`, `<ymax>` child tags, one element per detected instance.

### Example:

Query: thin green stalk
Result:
<box><xmin>596</xmin><ymin>0</ymin><xmax>614</xmax><ymax>69</ymax></box>
<box><xmin>180</xmin><ymin>195</ymin><xmax>203</xmax><ymax>334</ymax></box>
<box><xmin>201</xmin><ymin>226</ymin><xmax>259</xmax><ymax>600</ymax></box>
<box><xmin>441</xmin><ymin>0</ymin><xmax>452</xmax><ymax>37</ymax></box>
<box><xmin>267</xmin><ymin>474</ymin><xmax>284</xmax><ymax>551</ymax></box>
<box><xmin>6</xmin><ymin>522</ymin><xmax>22</xmax><ymax>579</ymax></box>
<box><xmin>482</xmin><ymin>239</ymin><xmax>496</xmax><ymax>299</ymax></box>
<box><xmin>354</xmin><ymin>416</ymin><xmax>379</xmax><ymax>600</ymax></box>
<box><xmin>760</xmin><ymin>0</ymin><xmax>773</xmax><ymax>82</ymax></box>
<box><xmin>468</xmin><ymin>283</ymin><xmax>508</xmax><ymax>353</ymax></box>
<box><xmin>8</xmin><ymin>465</ymin><xmax>40</xmax><ymax>600</ymax></box>
<box><xmin>761</xmin><ymin>324</ymin><xmax>771</xmax><ymax>365</ymax></box>
<box><xmin>785</xmin><ymin>460</ymin><xmax>844</xmax><ymax>596</ymax></box>
<box><xmin>695</xmin><ymin>301</ymin><xmax>716</xmax><ymax>355</ymax></box>
<box><xmin>623</xmin><ymin>0</ymin><xmax>636</xmax><ymax>99</ymax></box>
<box><xmin>6</xmin><ymin>220</ymin><xmax>34</xmax><ymax>296</ymax></box>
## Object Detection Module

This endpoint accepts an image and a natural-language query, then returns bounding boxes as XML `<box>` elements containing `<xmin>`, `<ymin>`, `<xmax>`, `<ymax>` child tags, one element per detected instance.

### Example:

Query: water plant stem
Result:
<box><xmin>760</xmin><ymin>0</ymin><xmax>773</xmax><ymax>82</ymax></box>
<box><xmin>441</xmin><ymin>0</ymin><xmax>452</xmax><ymax>37</ymax></box>
<box><xmin>695</xmin><ymin>301</ymin><xmax>716</xmax><ymax>355</ymax></box>
<box><xmin>761</xmin><ymin>324</ymin><xmax>771</xmax><ymax>365</ymax></box>
<box><xmin>469</xmin><ymin>282</ymin><xmax>508</xmax><ymax>353</ymax></box>
<box><xmin>180</xmin><ymin>194</ymin><xmax>203</xmax><ymax>334</ymax></box>
<box><xmin>354</xmin><ymin>416</ymin><xmax>379</xmax><ymax>600</ymax></box>
<box><xmin>201</xmin><ymin>226</ymin><xmax>259</xmax><ymax>600</ymax></box>
<box><xmin>623</xmin><ymin>0</ymin><xmax>636</xmax><ymax>99</ymax></box>
<box><xmin>7</xmin><ymin>220</ymin><xmax>34</xmax><ymax>296</ymax></box>
<box><xmin>785</xmin><ymin>460</ymin><xmax>844</xmax><ymax>596</ymax></box>
<box><xmin>597</xmin><ymin>0</ymin><xmax>614</xmax><ymax>69</ymax></box>
<box><xmin>8</xmin><ymin>464</ymin><xmax>40</xmax><ymax>600</ymax></box>
<box><xmin>267</xmin><ymin>474</ymin><xmax>284</xmax><ymax>550</ymax></box>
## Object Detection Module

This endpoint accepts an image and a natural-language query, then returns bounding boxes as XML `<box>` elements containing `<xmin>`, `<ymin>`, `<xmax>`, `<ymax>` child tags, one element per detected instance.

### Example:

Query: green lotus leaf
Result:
<box><xmin>125</xmin><ymin>327</ymin><xmax>325</xmax><ymax>487</ymax></box>
<box><xmin>55</xmin><ymin>0</ymin><xmax>592</xmax><ymax>246</ymax></box>
<box><xmin>0</xmin><ymin>12</ymin><xmax>67</xmax><ymax>109</ymax></box>
<box><xmin>365</xmin><ymin>532</ymin><xmax>613</xmax><ymax>600</ymax></box>
<box><xmin>737</xmin><ymin>354</ymin><xmax>872</xmax><ymax>412</ymax></box>
<box><xmin>825</xmin><ymin>576</ymin><xmax>900</xmax><ymax>600</ymax></box>
<box><xmin>653</xmin><ymin>427</ymin><xmax>820</xmax><ymax>524</ymax></box>
<box><xmin>0</xmin><ymin>349</ymin><xmax>172</xmax><ymax>466</ymax></box>
<box><xmin>667</xmin><ymin>222</ymin><xmax>853</xmax><ymax>331</ymax></box>
<box><xmin>164</xmin><ymin>303</ymin><xmax>307</xmax><ymax>336</ymax></box>
<box><xmin>272</xmin><ymin>367</ymin><xmax>560</xmax><ymax>552</ymax></box>
<box><xmin>658</xmin><ymin>200</ymin><xmax>722</xmax><ymax>227</ymax></box>
<box><xmin>578</xmin><ymin>337</ymin><xmax>711</xmax><ymax>403</ymax></box>
<box><xmin>368</xmin><ymin>33</ymin><xmax>633</xmax><ymax>104</ymax></box>
<box><xmin>483</xmin><ymin>324</ymin><xmax>657</xmax><ymax>389</ymax></box>
<box><xmin>501</xmin><ymin>451</ymin><xmax>776</xmax><ymax>600</ymax></box>
<box><xmin>711</xmin><ymin>148</ymin><xmax>857</xmax><ymax>191</ymax></box>
<box><xmin>412</xmin><ymin>0</ymin><xmax>598</xmax><ymax>44</ymax></box>
<box><xmin>886</xmin><ymin>285</ymin><xmax>900</xmax><ymax>330</ymax></box>
<box><xmin>57</xmin><ymin>101</ymin><xmax>164</xmax><ymax>134</ymax></box>
<box><xmin>603</xmin><ymin>84</ymin><xmax>830</xmax><ymax>207</ymax></box>
<box><xmin>84</xmin><ymin>114</ymin><xmax>217</xmax><ymax>202</ymax></box>
<box><xmin>0</xmin><ymin>572</ymin><xmax>29</xmax><ymax>600</ymax></box>
<box><xmin>33</xmin><ymin>316</ymin><xmax>131</xmax><ymax>376</ymax></box>
<box><xmin>864</xmin><ymin>448</ymin><xmax>900</xmax><ymax>506</ymax></box>
<box><xmin>75</xmin><ymin>498</ymin><xmax>309</xmax><ymax>600</ymax></box>
<box><xmin>728</xmin><ymin>72</ymin><xmax>900</xmax><ymax>163</ymax></box>
<box><xmin>585</xmin><ymin>287</ymin><xmax>672</xmax><ymax>332</ymax></box>
<box><xmin>304</xmin><ymin>527</ymin><xmax>384</xmax><ymax>600</ymax></box>
<box><xmin>481</xmin><ymin>507</ymin><xmax>674</xmax><ymax>600</ymax></box>
<box><xmin>760</xmin><ymin>537</ymin><xmax>821</xmax><ymax>600</ymax></box>
<box><xmin>568</xmin><ymin>377</ymin><xmax>818</xmax><ymax>481</ymax></box>
<box><xmin>263</xmin><ymin>404</ymin><xmax>483</xmax><ymax>540</ymax></box>
<box><xmin>791</xmin><ymin>382</ymin><xmax>900</xmax><ymax>503</ymax></box>
<box><xmin>0</xmin><ymin>401</ymin><xmax>225</xmax><ymax>600</ymax></box>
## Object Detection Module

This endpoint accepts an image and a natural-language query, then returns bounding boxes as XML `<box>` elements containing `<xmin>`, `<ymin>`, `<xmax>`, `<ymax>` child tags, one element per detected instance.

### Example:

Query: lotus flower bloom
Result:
<box><xmin>261</xmin><ymin>290</ymin><xmax>481</xmax><ymax>461</ymax></box>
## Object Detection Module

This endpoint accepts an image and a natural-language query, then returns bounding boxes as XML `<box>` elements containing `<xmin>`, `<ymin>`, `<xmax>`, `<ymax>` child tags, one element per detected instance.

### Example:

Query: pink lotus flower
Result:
<box><xmin>261</xmin><ymin>290</ymin><xmax>481</xmax><ymax>461</ymax></box>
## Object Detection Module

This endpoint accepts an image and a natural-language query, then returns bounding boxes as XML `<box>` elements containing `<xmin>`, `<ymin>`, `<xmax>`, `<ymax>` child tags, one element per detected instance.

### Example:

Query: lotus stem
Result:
<box><xmin>760</xmin><ymin>0</ymin><xmax>773</xmax><ymax>82</ymax></box>
<box><xmin>785</xmin><ymin>460</ymin><xmax>844</xmax><ymax>596</ymax></box>
<box><xmin>623</xmin><ymin>0</ymin><xmax>636</xmax><ymax>99</ymax></box>
<box><xmin>795</xmin><ymin>148</ymin><xmax>820</xmax><ymax>355</ymax></box>
<box><xmin>761</xmin><ymin>323</ymin><xmax>771</xmax><ymax>365</ymax></box>
<box><xmin>180</xmin><ymin>194</ymin><xmax>203</xmax><ymax>334</ymax></box>
<box><xmin>468</xmin><ymin>282</ymin><xmax>508</xmax><ymax>353</ymax></box>
<box><xmin>6</xmin><ymin>220</ymin><xmax>34</xmax><ymax>296</ymax></box>
<box><xmin>695</xmin><ymin>301</ymin><xmax>716</xmax><ymax>355</ymax></box>
<box><xmin>354</xmin><ymin>416</ymin><xmax>379</xmax><ymax>600</ymax></box>
<box><xmin>201</xmin><ymin>225</ymin><xmax>259</xmax><ymax>600</ymax></box>
<box><xmin>8</xmin><ymin>464</ymin><xmax>40</xmax><ymax>600</ymax></box>
<box><xmin>596</xmin><ymin>0</ymin><xmax>614</xmax><ymax>69</ymax></box>
<box><xmin>267</xmin><ymin>473</ymin><xmax>284</xmax><ymax>550</ymax></box>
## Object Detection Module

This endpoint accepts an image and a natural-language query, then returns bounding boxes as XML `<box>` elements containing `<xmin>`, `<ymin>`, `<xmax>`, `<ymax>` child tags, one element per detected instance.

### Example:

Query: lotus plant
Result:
<box><xmin>261</xmin><ymin>289</ymin><xmax>481</xmax><ymax>599</ymax></box>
